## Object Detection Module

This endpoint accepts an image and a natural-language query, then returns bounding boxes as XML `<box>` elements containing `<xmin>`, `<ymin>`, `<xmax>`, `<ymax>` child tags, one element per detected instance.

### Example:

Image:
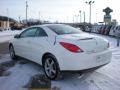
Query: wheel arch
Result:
<box><xmin>42</xmin><ymin>52</ymin><xmax>54</xmax><ymax>64</ymax></box>
<box><xmin>42</xmin><ymin>52</ymin><xmax>60</xmax><ymax>68</ymax></box>
<box><xmin>9</xmin><ymin>43</ymin><xmax>13</xmax><ymax>48</ymax></box>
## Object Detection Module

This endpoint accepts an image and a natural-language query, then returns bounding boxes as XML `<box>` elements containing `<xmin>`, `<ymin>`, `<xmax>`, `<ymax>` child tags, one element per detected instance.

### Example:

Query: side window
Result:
<box><xmin>35</xmin><ymin>27</ymin><xmax>48</xmax><ymax>37</ymax></box>
<box><xmin>20</xmin><ymin>27</ymin><xmax>37</xmax><ymax>38</ymax></box>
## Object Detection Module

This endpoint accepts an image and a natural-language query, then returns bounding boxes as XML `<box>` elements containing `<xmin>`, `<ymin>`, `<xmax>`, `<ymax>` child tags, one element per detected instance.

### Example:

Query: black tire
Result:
<box><xmin>43</xmin><ymin>54</ymin><xmax>60</xmax><ymax>80</ymax></box>
<box><xmin>9</xmin><ymin>44</ymin><xmax>18</xmax><ymax>60</ymax></box>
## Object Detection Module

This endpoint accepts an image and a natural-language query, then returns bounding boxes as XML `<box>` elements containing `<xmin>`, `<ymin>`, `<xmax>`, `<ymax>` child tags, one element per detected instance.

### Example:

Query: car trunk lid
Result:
<box><xmin>57</xmin><ymin>33</ymin><xmax>108</xmax><ymax>53</ymax></box>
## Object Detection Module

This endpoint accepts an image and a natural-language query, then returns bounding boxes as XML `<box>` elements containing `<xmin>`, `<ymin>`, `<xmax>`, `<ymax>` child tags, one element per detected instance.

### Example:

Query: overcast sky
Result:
<box><xmin>0</xmin><ymin>0</ymin><xmax>120</xmax><ymax>23</ymax></box>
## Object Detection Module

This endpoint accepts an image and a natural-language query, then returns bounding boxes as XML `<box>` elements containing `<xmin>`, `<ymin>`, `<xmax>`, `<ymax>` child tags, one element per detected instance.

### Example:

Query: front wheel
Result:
<box><xmin>43</xmin><ymin>54</ymin><xmax>60</xmax><ymax>80</ymax></box>
<box><xmin>9</xmin><ymin>45</ymin><xmax>17</xmax><ymax>60</ymax></box>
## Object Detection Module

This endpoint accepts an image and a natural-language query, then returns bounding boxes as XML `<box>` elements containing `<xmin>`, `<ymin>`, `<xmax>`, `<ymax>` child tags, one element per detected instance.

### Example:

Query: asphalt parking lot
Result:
<box><xmin>0</xmin><ymin>42</ymin><xmax>9</xmax><ymax>54</ymax></box>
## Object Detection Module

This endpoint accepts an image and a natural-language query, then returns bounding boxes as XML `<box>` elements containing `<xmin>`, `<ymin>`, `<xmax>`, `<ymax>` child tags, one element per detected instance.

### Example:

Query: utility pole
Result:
<box><xmin>26</xmin><ymin>1</ymin><xmax>28</xmax><ymax>24</ymax></box>
<box><xmin>75</xmin><ymin>15</ymin><xmax>79</xmax><ymax>23</ymax></box>
<box><xmin>73</xmin><ymin>16</ymin><xmax>74</xmax><ymax>23</ymax></box>
<box><xmin>83</xmin><ymin>11</ymin><xmax>86</xmax><ymax>31</ymax></box>
<box><xmin>75</xmin><ymin>15</ymin><xmax>77</xmax><ymax>23</ymax></box>
<box><xmin>79</xmin><ymin>10</ymin><xmax>81</xmax><ymax>23</ymax></box>
<box><xmin>38</xmin><ymin>11</ymin><xmax>40</xmax><ymax>20</ymax></box>
<box><xmin>38</xmin><ymin>11</ymin><xmax>41</xmax><ymax>24</ymax></box>
<box><xmin>85</xmin><ymin>1</ymin><xmax>95</xmax><ymax>24</ymax></box>
<box><xmin>95</xmin><ymin>9</ymin><xmax>98</xmax><ymax>23</ymax></box>
<box><xmin>19</xmin><ymin>16</ymin><xmax>21</xmax><ymax>23</ymax></box>
<box><xmin>6</xmin><ymin>8</ymin><xmax>9</xmax><ymax>30</ymax></box>
<box><xmin>83</xmin><ymin>11</ymin><xmax>85</xmax><ymax>23</ymax></box>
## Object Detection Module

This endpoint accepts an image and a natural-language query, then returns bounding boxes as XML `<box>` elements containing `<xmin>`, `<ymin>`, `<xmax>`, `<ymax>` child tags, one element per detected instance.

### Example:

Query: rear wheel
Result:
<box><xmin>9</xmin><ymin>45</ymin><xmax>18</xmax><ymax>60</ymax></box>
<box><xmin>43</xmin><ymin>54</ymin><xmax>60</xmax><ymax>80</ymax></box>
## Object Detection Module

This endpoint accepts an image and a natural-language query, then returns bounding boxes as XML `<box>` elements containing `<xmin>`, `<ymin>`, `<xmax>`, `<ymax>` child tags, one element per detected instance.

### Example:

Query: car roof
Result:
<box><xmin>29</xmin><ymin>24</ymin><xmax>65</xmax><ymax>28</ymax></box>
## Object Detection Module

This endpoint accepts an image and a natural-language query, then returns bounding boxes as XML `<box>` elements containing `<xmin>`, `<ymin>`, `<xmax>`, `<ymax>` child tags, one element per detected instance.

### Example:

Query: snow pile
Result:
<box><xmin>0</xmin><ymin>56</ymin><xmax>44</xmax><ymax>90</ymax></box>
<box><xmin>0</xmin><ymin>30</ymin><xmax>21</xmax><ymax>37</ymax></box>
<box><xmin>0</xmin><ymin>30</ymin><xmax>21</xmax><ymax>43</ymax></box>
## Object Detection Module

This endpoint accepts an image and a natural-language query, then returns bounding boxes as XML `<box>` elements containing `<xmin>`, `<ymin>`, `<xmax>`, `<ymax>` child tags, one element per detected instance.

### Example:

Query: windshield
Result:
<box><xmin>47</xmin><ymin>25</ymin><xmax>82</xmax><ymax>35</ymax></box>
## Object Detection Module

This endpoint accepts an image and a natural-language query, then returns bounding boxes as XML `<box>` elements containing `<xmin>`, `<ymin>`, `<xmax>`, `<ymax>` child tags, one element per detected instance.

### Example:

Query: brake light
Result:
<box><xmin>59</xmin><ymin>42</ymin><xmax>83</xmax><ymax>53</ymax></box>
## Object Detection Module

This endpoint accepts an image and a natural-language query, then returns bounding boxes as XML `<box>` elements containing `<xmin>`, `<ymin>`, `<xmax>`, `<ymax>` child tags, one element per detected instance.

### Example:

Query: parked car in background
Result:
<box><xmin>91</xmin><ymin>25</ymin><xmax>101</xmax><ymax>33</ymax></box>
<box><xmin>97</xmin><ymin>26</ymin><xmax>102</xmax><ymax>34</ymax></box>
<box><xmin>11</xmin><ymin>26</ymin><xmax>23</xmax><ymax>30</ymax></box>
<box><xmin>109</xmin><ymin>26</ymin><xmax>116</xmax><ymax>36</ymax></box>
<box><xmin>99</xmin><ymin>26</ymin><xmax>105</xmax><ymax>34</ymax></box>
<box><xmin>101</xmin><ymin>25</ymin><xmax>107</xmax><ymax>34</ymax></box>
<box><xmin>104</xmin><ymin>25</ymin><xmax>112</xmax><ymax>35</ymax></box>
<box><xmin>115</xmin><ymin>26</ymin><xmax>120</xmax><ymax>37</ymax></box>
<box><xmin>85</xmin><ymin>26</ymin><xmax>90</xmax><ymax>32</ymax></box>
<box><xmin>9</xmin><ymin>24</ymin><xmax>112</xmax><ymax>80</ymax></box>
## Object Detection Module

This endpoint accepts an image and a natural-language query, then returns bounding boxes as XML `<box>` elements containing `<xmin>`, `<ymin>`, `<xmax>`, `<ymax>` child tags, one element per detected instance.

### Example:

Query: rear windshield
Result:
<box><xmin>47</xmin><ymin>25</ymin><xmax>82</xmax><ymax>35</ymax></box>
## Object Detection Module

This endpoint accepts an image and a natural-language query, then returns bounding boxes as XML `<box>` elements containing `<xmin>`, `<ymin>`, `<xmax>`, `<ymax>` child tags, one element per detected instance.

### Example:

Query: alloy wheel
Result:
<box><xmin>9</xmin><ymin>46</ymin><xmax>15</xmax><ymax>59</ymax></box>
<box><xmin>44</xmin><ymin>58</ymin><xmax>57</xmax><ymax>79</ymax></box>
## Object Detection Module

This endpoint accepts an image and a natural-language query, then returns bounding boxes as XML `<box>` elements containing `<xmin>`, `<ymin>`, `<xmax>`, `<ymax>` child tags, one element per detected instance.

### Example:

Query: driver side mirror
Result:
<box><xmin>14</xmin><ymin>34</ymin><xmax>20</xmax><ymax>39</ymax></box>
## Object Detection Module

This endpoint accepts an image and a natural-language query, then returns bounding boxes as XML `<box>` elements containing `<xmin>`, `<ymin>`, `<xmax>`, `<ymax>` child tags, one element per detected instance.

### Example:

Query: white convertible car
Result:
<box><xmin>9</xmin><ymin>24</ymin><xmax>112</xmax><ymax>80</ymax></box>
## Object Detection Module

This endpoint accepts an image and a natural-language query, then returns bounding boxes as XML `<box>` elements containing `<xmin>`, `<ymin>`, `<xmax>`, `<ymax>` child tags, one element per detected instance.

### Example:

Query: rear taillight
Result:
<box><xmin>59</xmin><ymin>42</ymin><xmax>83</xmax><ymax>53</ymax></box>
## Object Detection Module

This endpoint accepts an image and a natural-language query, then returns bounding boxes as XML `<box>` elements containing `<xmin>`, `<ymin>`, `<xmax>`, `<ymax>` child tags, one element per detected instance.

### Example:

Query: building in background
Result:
<box><xmin>0</xmin><ymin>16</ymin><xmax>23</xmax><ymax>31</ymax></box>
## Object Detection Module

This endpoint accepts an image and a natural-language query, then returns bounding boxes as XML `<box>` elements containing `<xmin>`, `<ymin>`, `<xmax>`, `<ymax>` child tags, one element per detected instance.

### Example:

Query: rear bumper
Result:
<box><xmin>61</xmin><ymin>63</ymin><xmax>108</xmax><ymax>73</ymax></box>
<box><xmin>58</xmin><ymin>49</ymin><xmax>112</xmax><ymax>71</ymax></box>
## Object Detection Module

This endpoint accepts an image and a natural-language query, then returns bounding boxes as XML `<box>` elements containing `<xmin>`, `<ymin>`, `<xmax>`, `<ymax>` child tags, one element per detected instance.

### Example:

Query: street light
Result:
<box><xmin>85</xmin><ymin>1</ymin><xmax>95</xmax><ymax>24</ymax></box>
<box><xmin>83</xmin><ymin>11</ymin><xmax>86</xmax><ymax>31</ymax></box>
